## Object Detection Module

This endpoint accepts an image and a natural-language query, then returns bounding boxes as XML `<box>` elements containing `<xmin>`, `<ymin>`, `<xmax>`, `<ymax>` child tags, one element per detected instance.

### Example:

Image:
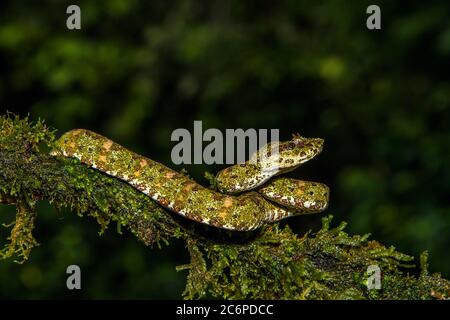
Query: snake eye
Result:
<box><xmin>309</xmin><ymin>191</ymin><xmax>314</xmax><ymax>196</ymax></box>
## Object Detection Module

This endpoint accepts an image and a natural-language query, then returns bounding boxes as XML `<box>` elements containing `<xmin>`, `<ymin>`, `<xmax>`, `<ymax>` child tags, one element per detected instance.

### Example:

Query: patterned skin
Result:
<box><xmin>216</xmin><ymin>134</ymin><xmax>324</xmax><ymax>194</ymax></box>
<box><xmin>258</xmin><ymin>178</ymin><xmax>329</xmax><ymax>213</ymax></box>
<box><xmin>51</xmin><ymin>129</ymin><xmax>328</xmax><ymax>231</ymax></box>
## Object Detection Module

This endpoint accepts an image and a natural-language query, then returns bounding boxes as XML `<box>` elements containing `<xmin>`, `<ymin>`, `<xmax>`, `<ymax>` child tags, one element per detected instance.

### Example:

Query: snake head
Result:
<box><xmin>274</xmin><ymin>135</ymin><xmax>324</xmax><ymax>173</ymax></box>
<box><xmin>216</xmin><ymin>134</ymin><xmax>325</xmax><ymax>194</ymax></box>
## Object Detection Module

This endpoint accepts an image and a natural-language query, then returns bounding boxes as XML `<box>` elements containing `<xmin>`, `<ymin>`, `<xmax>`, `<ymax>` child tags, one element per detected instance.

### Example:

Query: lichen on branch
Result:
<box><xmin>0</xmin><ymin>114</ymin><xmax>449</xmax><ymax>299</ymax></box>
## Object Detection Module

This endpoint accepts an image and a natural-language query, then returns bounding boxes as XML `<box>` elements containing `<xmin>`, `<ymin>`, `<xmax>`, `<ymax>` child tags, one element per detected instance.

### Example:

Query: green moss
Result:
<box><xmin>0</xmin><ymin>202</ymin><xmax>38</xmax><ymax>263</ymax></box>
<box><xmin>180</xmin><ymin>216</ymin><xmax>447</xmax><ymax>300</ymax></box>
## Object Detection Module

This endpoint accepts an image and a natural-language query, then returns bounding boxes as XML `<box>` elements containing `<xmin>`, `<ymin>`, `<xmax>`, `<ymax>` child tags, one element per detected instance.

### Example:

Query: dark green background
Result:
<box><xmin>0</xmin><ymin>1</ymin><xmax>449</xmax><ymax>298</ymax></box>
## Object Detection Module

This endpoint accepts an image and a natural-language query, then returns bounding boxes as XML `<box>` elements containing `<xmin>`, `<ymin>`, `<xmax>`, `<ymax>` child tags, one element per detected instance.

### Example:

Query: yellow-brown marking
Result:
<box><xmin>218</xmin><ymin>211</ymin><xmax>228</xmax><ymax>219</ymax></box>
<box><xmin>140</xmin><ymin>159</ymin><xmax>148</xmax><ymax>168</ymax></box>
<box><xmin>165</xmin><ymin>171</ymin><xmax>176</xmax><ymax>179</ymax></box>
<box><xmin>103</xmin><ymin>140</ymin><xmax>113</xmax><ymax>151</ymax></box>
<box><xmin>223</xmin><ymin>197</ymin><xmax>234</xmax><ymax>208</ymax></box>
<box><xmin>184</xmin><ymin>182</ymin><xmax>196</xmax><ymax>192</ymax></box>
<box><xmin>72</xmin><ymin>129</ymin><xmax>82</xmax><ymax>136</ymax></box>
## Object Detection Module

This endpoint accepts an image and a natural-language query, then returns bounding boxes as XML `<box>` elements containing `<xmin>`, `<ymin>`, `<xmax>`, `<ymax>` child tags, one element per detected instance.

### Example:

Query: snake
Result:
<box><xmin>51</xmin><ymin>129</ymin><xmax>329</xmax><ymax>231</ymax></box>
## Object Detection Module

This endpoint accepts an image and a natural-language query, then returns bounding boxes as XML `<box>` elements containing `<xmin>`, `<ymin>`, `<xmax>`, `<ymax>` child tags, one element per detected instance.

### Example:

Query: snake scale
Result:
<box><xmin>51</xmin><ymin>129</ymin><xmax>329</xmax><ymax>231</ymax></box>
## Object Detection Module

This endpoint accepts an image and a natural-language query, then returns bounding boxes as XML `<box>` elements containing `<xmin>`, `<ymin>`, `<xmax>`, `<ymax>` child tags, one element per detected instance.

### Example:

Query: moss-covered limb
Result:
<box><xmin>1</xmin><ymin>115</ymin><xmax>449</xmax><ymax>300</ymax></box>
<box><xmin>0</xmin><ymin>200</ymin><xmax>38</xmax><ymax>263</ymax></box>
<box><xmin>0</xmin><ymin>114</ymin><xmax>183</xmax><ymax>254</ymax></box>
<box><xmin>184</xmin><ymin>220</ymin><xmax>449</xmax><ymax>300</ymax></box>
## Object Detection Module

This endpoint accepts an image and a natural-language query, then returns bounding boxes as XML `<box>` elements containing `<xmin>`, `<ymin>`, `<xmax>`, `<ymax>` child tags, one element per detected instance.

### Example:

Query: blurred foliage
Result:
<box><xmin>0</xmin><ymin>0</ymin><xmax>449</xmax><ymax>298</ymax></box>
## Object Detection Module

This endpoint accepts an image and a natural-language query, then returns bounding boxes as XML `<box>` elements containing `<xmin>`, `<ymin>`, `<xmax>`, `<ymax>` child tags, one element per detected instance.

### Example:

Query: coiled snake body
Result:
<box><xmin>52</xmin><ymin>129</ymin><xmax>329</xmax><ymax>231</ymax></box>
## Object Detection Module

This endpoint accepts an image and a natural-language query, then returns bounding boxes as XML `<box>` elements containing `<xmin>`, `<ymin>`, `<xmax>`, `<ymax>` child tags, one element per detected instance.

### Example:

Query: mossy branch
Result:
<box><xmin>0</xmin><ymin>114</ymin><xmax>449</xmax><ymax>299</ymax></box>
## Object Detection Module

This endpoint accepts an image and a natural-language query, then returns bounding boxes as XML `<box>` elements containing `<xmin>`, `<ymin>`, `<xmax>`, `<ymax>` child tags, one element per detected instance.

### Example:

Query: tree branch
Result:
<box><xmin>0</xmin><ymin>114</ymin><xmax>449</xmax><ymax>299</ymax></box>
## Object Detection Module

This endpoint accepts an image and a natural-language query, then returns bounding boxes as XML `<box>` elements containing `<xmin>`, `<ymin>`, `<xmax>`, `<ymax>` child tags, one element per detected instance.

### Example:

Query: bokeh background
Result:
<box><xmin>0</xmin><ymin>0</ymin><xmax>449</xmax><ymax>298</ymax></box>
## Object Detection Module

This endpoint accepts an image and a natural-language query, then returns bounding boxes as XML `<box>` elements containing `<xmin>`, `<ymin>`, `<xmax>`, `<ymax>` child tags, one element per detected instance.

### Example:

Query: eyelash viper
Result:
<box><xmin>51</xmin><ymin>129</ymin><xmax>329</xmax><ymax>231</ymax></box>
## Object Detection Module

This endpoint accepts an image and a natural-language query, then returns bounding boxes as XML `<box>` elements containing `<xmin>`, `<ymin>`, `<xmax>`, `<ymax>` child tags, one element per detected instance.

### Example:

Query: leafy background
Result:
<box><xmin>0</xmin><ymin>0</ymin><xmax>449</xmax><ymax>298</ymax></box>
